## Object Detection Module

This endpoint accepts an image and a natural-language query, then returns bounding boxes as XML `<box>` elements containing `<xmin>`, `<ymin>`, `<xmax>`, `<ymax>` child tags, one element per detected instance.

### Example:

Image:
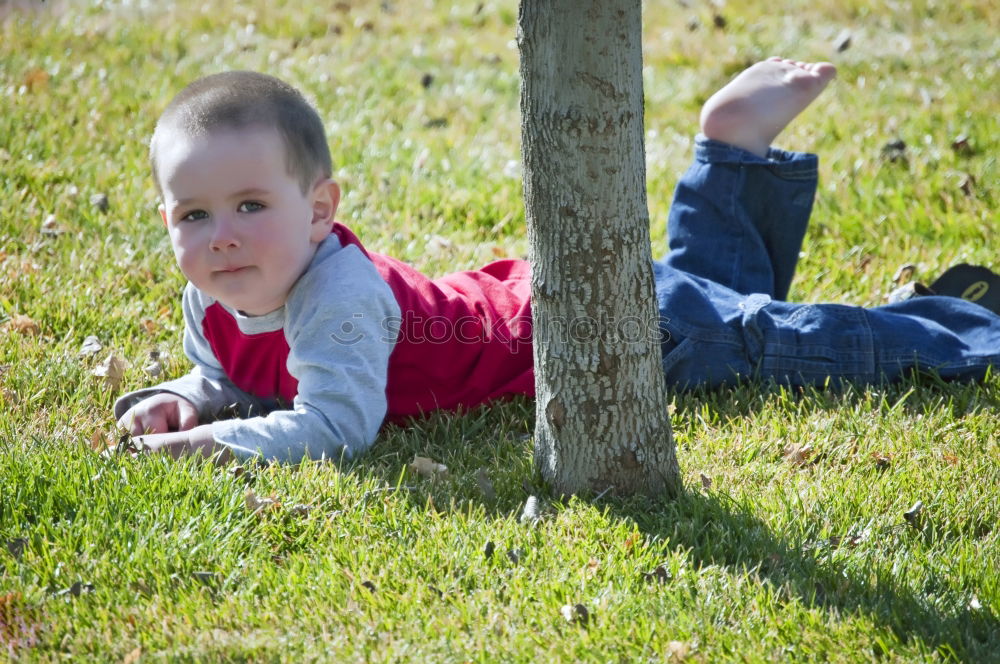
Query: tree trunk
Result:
<box><xmin>517</xmin><ymin>0</ymin><xmax>681</xmax><ymax>497</ymax></box>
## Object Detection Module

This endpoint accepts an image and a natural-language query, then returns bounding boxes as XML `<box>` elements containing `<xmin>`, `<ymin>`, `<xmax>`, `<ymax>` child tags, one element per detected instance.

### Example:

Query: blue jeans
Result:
<box><xmin>654</xmin><ymin>135</ymin><xmax>1000</xmax><ymax>389</ymax></box>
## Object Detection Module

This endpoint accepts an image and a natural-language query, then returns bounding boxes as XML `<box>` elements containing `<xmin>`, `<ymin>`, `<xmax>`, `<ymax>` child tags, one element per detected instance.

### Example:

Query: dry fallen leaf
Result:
<box><xmin>79</xmin><ymin>335</ymin><xmax>103</xmax><ymax>356</ymax></box>
<box><xmin>958</xmin><ymin>173</ymin><xmax>975</xmax><ymax>196</ymax></box>
<box><xmin>642</xmin><ymin>564</ymin><xmax>671</xmax><ymax>584</ymax></box>
<box><xmin>833</xmin><ymin>29</ymin><xmax>852</xmax><ymax>53</ymax></box>
<box><xmin>90</xmin><ymin>193</ymin><xmax>110</xmax><ymax>213</ymax></box>
<box><xmin>560</xmin><ymin>603</ymin><xmax>589</xmax><ymax>625</ymax></box>
<box><xmin>783</xmin><ymin>443</ymin><xmax>814</xmax><ymax>465</ymax></box>
<box><xmin>903</xmin><ymin>500</ymin><xmax>924</xmax><ymax>527</ymax></box>
<box><xmin>951</xmin><ymin>134</ymin><xmax>972</xmax><ymax>155</ymax></box>
<box><xmin>22</xmin><ymin>68</ymin><xmax>49</xmax><ymax>91</ymax></box>
<box><xmin>7</xmin><ymin>314</ymin><xmax>40</xmax><ymax>336</ymax></box>
<box><xmin>871</xmin><ymin>451</ymin><xmax>892</xmax><ymax>470</ymax></box>
<box><xmin>90</xmin><ymin>429</ymin><xmax>113</xmax><ymax>452</ymax></box>
<box><xmin>122</xmin><ymin>646</ymin><xmax>142</xmax><ymax>664</ymax></box>
<box><xmin>408</xmin><ymin>455</ymin><xmax>448</xmax><ymax>479</ymax></box>
<box><xmin>666</xmin><ymin>640</ymin><xmax>691</xmax><ymax>661</ymax></box>
<box><xmin>699</xmin><ymin>472</ymin><xmax>712</xmax><ymax>490</ymax></box>
<box><xmin>881</xmin><ymin>138</ymin><xmax>907</xmax><ymax>163</ymax></box>
<box><xmin>40</xmin><ymin>214</ymin><xmax>64</xmax><ymax>235</ymax></box>
<box><xmin>289</xmin><ymin>503</ymin><xmax>313</xmax><ymax>517</ymax></box>
<box><xmin>245</xmin><ymin>490</ymin><xmax>281</xmax><ymax>513</ymax></box>
<box><xmin>92</xmin><ymin>353</ymin><xmax>128</xmax><ymax>389</ymax></box>
<box><xmin>143</xmin><ymin>351</ymin><xmax>162</xmax><ymax>378</ymax></box>
<box><xmin>892</xmin><ymin>263</ymin><xmax>916</xmax><ymax>285</ymax></box>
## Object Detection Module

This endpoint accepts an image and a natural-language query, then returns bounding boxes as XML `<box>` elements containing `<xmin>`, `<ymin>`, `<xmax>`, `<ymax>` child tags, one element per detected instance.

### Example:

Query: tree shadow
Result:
<box><xmin>607</xmin><ymin>490</ymin><xmax>997</xmax><ymax>662</ymax></box>
<box><xmin>356</xmin><ymin>381</ymin><xmax>1000</xmax><ymax>661</ymax></box>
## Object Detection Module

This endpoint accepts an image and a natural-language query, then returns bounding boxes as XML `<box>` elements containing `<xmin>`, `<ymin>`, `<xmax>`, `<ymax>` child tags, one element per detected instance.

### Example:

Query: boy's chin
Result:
<box><xmin>218</xmin><ymin>295</ymin><xmax>287</xmax><ymax>317</ymax></box>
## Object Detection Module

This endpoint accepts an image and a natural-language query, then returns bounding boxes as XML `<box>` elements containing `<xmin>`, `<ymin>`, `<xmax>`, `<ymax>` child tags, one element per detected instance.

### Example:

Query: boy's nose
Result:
<box><xmin>209</xmin><ymin>216</ymin><xmax>241</xmax><ymax>252</ymax></box>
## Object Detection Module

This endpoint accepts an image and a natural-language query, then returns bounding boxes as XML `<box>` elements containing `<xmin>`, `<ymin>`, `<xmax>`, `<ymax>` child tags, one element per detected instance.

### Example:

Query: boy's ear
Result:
<box><xmin>158</xmin><ymin>204</ymin><xmax>168</xmax><ymax>226</ymax></box>
<box><xmin>309</xmin><ymin>179</ymin><xmax>340</xmax><ymax>242</ymax></box>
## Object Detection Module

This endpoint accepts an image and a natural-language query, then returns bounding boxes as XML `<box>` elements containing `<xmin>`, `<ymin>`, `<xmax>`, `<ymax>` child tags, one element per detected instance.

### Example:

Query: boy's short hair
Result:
<box><xmin>150</xmin><ymin>71</ymin><xmax>332</xmax><ymax>194</ymax></box>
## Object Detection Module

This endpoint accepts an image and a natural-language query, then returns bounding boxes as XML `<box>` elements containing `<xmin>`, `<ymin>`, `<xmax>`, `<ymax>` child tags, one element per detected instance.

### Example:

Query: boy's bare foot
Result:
<box><xmin>700</xmin><ymin>57</ymin><xmax>837</xmax><ymax>157</ymax></box>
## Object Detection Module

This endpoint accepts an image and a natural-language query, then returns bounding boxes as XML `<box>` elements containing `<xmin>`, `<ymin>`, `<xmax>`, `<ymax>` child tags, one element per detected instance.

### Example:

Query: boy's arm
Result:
<box><xmin>205</xmin><ymin>245</ymin><xmax>400</xmax><ymax>463</ymax></box>
<box><xmin>114</xmin><ymin>283</ymin><xmax>270</xmax><ymax>426</ymax></box>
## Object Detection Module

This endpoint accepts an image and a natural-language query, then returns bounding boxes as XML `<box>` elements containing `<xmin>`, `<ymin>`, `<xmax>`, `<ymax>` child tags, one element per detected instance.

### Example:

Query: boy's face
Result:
<box><xmin>155</xmin><ymin>127</ymin><xmax>338</xmax><ymax>316</ymax></box>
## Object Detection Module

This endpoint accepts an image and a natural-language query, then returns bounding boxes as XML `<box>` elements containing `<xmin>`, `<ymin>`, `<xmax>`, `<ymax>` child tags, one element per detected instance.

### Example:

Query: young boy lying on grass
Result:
<box><xmin>115</xmin><ymin>58</ymin><xmax>1000</xmax><ymax>463</ymax></box>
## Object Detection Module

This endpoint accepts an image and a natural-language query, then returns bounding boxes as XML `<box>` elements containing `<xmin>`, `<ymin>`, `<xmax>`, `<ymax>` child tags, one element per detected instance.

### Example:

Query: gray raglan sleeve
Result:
<box><xmin>209</xmin><ymin>246</ymin><xmax>400</xmax><ymax>463</ymax></box>
<box><xmin>113</xmin><ymin>283</ymin><xmax>268</xmax><ymax>423</ymax></box>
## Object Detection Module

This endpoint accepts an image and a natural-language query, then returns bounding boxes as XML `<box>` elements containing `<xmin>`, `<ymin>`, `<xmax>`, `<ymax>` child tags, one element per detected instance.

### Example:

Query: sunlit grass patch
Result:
<box><xmin>1</xmin><ymin>0</ymin><xmax>998</xmax><ymax>660</ymax></box>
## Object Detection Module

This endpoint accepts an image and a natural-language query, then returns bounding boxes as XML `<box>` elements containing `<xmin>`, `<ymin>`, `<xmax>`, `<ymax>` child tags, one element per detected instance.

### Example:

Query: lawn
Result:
<box><xmin>1</xmin><ymin>0</ymin><xmax>998</xmax><ymax>661</ymax></box>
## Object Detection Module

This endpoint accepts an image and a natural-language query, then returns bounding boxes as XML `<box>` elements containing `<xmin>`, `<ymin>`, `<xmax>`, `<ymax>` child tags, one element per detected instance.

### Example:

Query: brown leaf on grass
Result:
<box><xmin>559</xmin><ymin>603</ymin><xmax>589</xmax><ymax>626</ymax></box>
<box><xmin>79</xmin><ymin>335</ymin><xmax>103</xmax><ymax>356</ymax></box>
<box><xmin>666</xmin><ymin>640</ymin><xmax>691</xmax><ymax>661</ymax></box>
<box><xmin>90</xmin><ymin>193</ymin><xmax>110</xmax><ymax>213</ymax></box>
<box><xmin>941</xmin><ymin>453</ymin><xmax>959</xmax><ymax>465</ymax></box>
<box><xmin>958</xmin><ymin>173</ymin><xmax>975</xmax><ymax>196</ymax></box>
<box><xmin>783</xmin><ymin>442</ymin><xmax>814</xmax><ymax>465</ymax></box>
<box><xmin>40</xmin><ymin>214</ymin><xmax>65</xmax><ymax>236</ymax></box>
<box><xmin>122</xmin><ymin>646</ymin><xmax>142</xmax><ymax>664</ymax></box>
<box><xmin>228</xmin><ymin>465</ymin><xmax>257</xmax><ymax>485</ymax></box>
<box><xmin>699</xmin><ymin>472</ymin><xmax>712</xmax><ymax>490</ymax></box>
<box><xmin>408</xmin><ymin>455</ymin><xmax>448</xmax><ymax>479</ymax></box>
<box><xmin>642</xmin><ymin>564</ymin><xmax>671</xmax><ymax>584</ymax></box>
<box><xmin>833</xmin><ymin>29</ymin><xmax>852</xmax><ymax>53</ymax></box>
<box><xmin>90</xmin><ymin>429</ymin><xmax>113</xmax><ymax>452</ymax></box>
<box><xmin>6</xmin><ymin>314</ymin><xmax>40</xmax><ymax>336</ymax></box>
<box><xmin>245</xmin><ymin>490</ymin><xmax>281</xmax><ymax>513</ymax></box>
<box><xmin>817</xmin><ymin>528</ymin><xmax>870</xmax><ymax>550</ymax></box>
<box><xmin>881</xmin><ymin>138</ymin><xmax>907</xmax><ymax>163</ymax></box>
<box><xmin>903</xmin><ymin>500</ymin><xmax>924</xmax><ymax>527</ymax></box>
<box><xmin>951</xmin><ymin>134</ymin><xmax>972</xmax><ymax>155</ymax></box>
<box><xmin>22</xmin><ymin>68</ymin><xmax>49</xmax><ymax>91</ymax></box>
<box><xmin>871</xmin><ymin>451</ymin><xmax>893</xmax><ymax>471</ymax></box>
<box><xmin>140</xmin><ymin>318</ymin><xmax>159</xmax><ymax>335</ymax></box>
<box><xmin>892</xmin><ymin>263</ymin><xmax>916</xmax><ymax>285</ymax></box>
<box><xmin>288</xmin><ymin>504</ymin><xmax>313</xmax><ymax>517</ymax></box>
<box><xmin>143</xmin><ymin>351</ymin><xmax>162</xmax><ymax>378</ymax></box>
<box><xmin>583</xmin><ymin>557</ymin><xmax>600</xmax><ymax>578</ymax></box>
<box><xmin>92</xmin><ymin>353</ymin><xmax>128</xmax><ymax>389</ymax></box>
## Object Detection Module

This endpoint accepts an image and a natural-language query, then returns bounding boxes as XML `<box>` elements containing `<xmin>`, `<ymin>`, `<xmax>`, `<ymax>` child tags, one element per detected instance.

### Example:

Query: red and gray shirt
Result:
<box><xmin>115</xmin><ymin>223</ymin><xmax>534</xmax><ymax>462</ymax></box>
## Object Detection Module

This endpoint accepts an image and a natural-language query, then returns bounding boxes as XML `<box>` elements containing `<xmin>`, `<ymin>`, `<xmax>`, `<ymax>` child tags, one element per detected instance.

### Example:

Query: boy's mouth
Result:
<box><xmin>217</xmin><ymin>266</ymin><xmax>250</xmax><ymax>274</ymax></box>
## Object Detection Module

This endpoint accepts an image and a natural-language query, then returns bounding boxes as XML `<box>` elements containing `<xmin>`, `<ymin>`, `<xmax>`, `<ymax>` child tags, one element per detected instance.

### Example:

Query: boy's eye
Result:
<box><xmin>238</xmin><ymin>201</ymin><xmax>265</xmax><ymax>213</ymax></box>
<box><xmin>179</xmin><ymin>209</ymin><xmax>209</xmax><ymax>222</ymax></box>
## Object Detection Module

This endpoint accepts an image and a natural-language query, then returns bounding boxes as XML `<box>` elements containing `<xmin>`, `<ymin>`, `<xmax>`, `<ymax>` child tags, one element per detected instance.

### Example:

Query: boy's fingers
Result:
<box><xmin>177</xmin><ymin>400</ymin><xmax>199</xmax><ymax>431</ymax></box>
<box><xmin>140</xmin><ymin>412</ymin><xmax>169</xmax><ymax>435</ymax></box>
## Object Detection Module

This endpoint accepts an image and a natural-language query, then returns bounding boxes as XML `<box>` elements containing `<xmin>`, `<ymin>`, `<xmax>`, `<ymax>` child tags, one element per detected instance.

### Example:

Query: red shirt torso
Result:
<box><xmin>200</xmin><ymin>223</ymin><xmax>535</xmax><ymax>421</ymax></box>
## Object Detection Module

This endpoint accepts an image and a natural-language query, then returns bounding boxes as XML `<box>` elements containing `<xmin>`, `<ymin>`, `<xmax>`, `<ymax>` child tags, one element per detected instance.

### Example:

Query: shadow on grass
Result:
<box><xmin>609</xmin><ymin>490</ymin><xmax>997</xmax><ymax>662</ymax></box>
<box><xmin>358</xmin><ymin>380</ymin><xmax>999</xmax><ymax>662</ymax></box>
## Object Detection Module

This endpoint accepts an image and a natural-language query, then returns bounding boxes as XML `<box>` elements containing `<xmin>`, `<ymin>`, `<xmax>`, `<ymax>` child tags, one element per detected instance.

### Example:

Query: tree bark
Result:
<box><xmin>517</xmin><ymin>0</ymin><xmax>681</xmax><ymax>497</ymax></box>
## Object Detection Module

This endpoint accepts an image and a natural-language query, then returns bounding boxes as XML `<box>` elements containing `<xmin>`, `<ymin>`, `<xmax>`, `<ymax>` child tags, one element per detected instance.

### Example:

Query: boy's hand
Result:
<box><xmin>132</xmin><ymin>424</ymin><xmax>233</xmax><ymax>464</ymax></box>
<box><xmin>117</xmin><ymin>393</ymin><xmax>199</xmax><ymax>435</ymax></box>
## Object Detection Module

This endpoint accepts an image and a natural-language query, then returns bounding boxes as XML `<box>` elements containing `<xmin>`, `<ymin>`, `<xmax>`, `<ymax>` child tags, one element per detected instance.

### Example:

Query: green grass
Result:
<box><xmin>1</xmin><ymin>0</ymin><xmax>998</xmax><ymax>661</ymax></box>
